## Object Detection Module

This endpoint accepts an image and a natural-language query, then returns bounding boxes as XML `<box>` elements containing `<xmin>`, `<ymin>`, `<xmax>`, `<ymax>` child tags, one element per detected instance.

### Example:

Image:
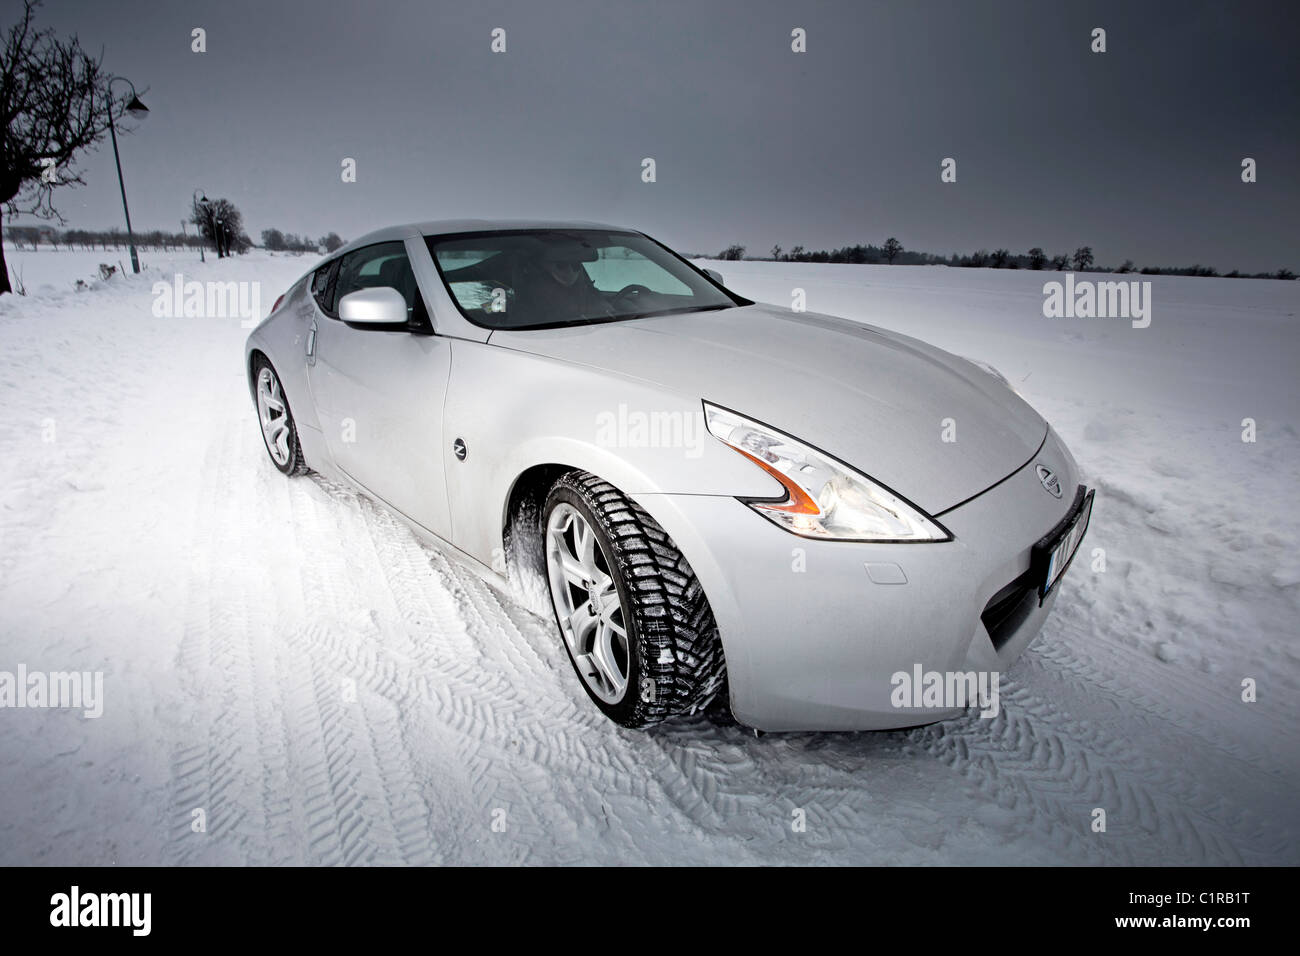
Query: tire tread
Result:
<box><xmin>548</xmin><ymin>470</ymin><xmax>727</xmax><ymax>728</ymax></box>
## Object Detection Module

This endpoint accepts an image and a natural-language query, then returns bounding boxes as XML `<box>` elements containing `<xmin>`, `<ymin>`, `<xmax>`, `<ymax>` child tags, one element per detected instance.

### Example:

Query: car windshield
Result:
<box><xmin>426</xmin><ymin>229</ymin><xmax>742</xmax><ymax>330</ymax></box>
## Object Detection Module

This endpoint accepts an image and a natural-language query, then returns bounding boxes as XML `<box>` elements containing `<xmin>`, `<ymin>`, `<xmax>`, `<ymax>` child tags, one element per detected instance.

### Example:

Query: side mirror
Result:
<box><xmin>703</xmin><ymin>268</ymin><xmax>724</xmax><ymax>285</ymax></box>
<box><xmin>338</xmin><ymin>287</ymin><xmax>408</xmax><ymax>326</ymax></box>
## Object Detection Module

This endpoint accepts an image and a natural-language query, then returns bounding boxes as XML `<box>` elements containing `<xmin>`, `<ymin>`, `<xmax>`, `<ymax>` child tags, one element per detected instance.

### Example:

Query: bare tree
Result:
<box><xmin>1072</xmin><ymin>246</ymin><xmax>1094</xmax><ymax>271</ymax></box>
<box><xmin>1027</xmin><ymin>247</ymin><xmax>1047</xmax><ymax>270</ymax></box>
<box><xmin>883</xmin><ymin>237</ymin><xmax>903</xmax><ymax>264</ymax></box>
<box><xmin>190</xmin><ymin>196</ymin><xmax>244</xmax><ymax>258</ymax></box>
<box><xmin>0</xmin><ymin>0</ymin><xmax>139</xmax><ymax>293</ymax></box>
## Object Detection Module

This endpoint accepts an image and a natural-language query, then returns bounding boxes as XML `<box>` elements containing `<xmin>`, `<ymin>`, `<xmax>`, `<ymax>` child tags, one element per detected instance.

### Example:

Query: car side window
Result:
<box><xmin>332</xmin><ymin>242</ymin><xmax>432</xmax><ymax>333</ymax></box>
<box><xmin>311</xmin><ymin>260</ymin><xmax>338</xmax><ymax>312</ymax></box>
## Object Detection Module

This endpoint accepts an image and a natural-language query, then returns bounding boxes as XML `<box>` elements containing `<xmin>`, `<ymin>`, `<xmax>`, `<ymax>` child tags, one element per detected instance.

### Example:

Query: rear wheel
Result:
<box><xmin>542</xmin><ymin>471</ymin><xmax>727</xmax><ymax>728</ymax></box>
<box><xmin>253</xmin><ymin>356</ymin><xmax>308</xmax><ymax>476</ymax></box>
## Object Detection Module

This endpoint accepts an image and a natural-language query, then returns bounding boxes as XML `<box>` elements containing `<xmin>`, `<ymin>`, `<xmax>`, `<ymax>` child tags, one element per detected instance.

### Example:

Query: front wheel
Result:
<box><xmin>542</xmin><ymin>471</ymin><xmax>727</xmax><ymax>728</ymax></box>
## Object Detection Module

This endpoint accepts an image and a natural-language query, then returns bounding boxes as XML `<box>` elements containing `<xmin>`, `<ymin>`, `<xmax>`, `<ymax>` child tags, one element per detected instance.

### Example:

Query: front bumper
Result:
<box><xmin>633</xmin><ymin>426</ymin><xmax>1083</xmax><ymax>732</ymax></box>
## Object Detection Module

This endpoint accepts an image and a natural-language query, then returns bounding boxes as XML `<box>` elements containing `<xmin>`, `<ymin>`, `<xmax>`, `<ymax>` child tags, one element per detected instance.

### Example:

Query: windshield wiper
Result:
<box><xmin>509</xmin><ymin>303</ymin><xmax>733</xmax><ymax>331</ymax></box>
<box><xmin>616</xmin><ymin>303</ymin><xmax>732</xmax><ymax>322</ymax></box>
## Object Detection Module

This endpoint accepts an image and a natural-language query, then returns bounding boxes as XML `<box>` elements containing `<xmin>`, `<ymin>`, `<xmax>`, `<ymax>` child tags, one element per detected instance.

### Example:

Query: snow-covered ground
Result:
<box><xmin>1</xmin><ymin>246</ymin><xmax>1297</xmax><ymax>865</ymax></box>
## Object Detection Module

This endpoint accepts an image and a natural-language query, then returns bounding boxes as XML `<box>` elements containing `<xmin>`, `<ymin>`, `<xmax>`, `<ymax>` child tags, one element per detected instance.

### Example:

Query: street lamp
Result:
<box><xmin>107</xmin><ymin>77</ymin><xmax>149</xmax><ymax>273</ymax></box>
<box><xmin>192</xmin><ymin>188</ymin><xmax>208</xmax><ymax>262</ymax></box>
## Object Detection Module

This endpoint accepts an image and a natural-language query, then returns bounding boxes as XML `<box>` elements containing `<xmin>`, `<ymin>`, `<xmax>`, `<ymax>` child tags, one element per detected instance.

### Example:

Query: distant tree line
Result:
<box><xmin>4</xmin><ymin>224</ymin><xmax>209</xmax><ymax>252</ymax></box>
<box><xmin>262</xmin><ymin>229</ymin><xmax>344</xmax><ymax>253</ymax></box>
<box><xmin>725</xmin><ymin>240</ymin><xmax>1295</xmax><ymax>280</ymax></box>
<box><xmin>3</xmin><ymin>223</ymin><xmax>346</xmax><ymax>256</ymax></box>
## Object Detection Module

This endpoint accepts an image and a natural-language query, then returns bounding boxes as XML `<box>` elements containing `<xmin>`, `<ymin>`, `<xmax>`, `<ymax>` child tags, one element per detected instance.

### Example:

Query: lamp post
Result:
<box><xmin>107</xmin><ymin>77</ymin><xmax>149</xmax><ymax>273</ymax></box>
<box><xmin>192</xmin><ymin>189</ymin><xmax>208</xmax><ymax>262</ymax></box>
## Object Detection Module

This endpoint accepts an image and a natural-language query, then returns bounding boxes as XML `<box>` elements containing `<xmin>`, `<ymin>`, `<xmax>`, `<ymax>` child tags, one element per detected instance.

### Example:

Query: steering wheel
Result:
<box><xmin>610</xmin><ymin>283</ymin><xmax>655</xmax><ymax>309</ymax></box>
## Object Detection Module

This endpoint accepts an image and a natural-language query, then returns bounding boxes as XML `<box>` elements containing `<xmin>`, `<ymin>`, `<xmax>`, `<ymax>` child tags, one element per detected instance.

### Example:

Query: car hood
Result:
<box><xmin>489</xmin><ymin>303</ymin><xmax>1047</xmax><ymax>514</ymax></box>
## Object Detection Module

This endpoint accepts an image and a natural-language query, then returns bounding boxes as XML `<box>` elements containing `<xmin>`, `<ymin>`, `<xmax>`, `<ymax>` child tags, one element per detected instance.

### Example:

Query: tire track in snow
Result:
<box><xmin>317</xmin><ymin>487</ymin><xmax>598</xmax><ymax>863</ymax></box>
<box><xmin>170</xmin><ymin>416</ymin><xmax>437</xmax><ymax>865</ymax></box>
<box><xmin>170</xmin><ymin>386</ymin><xmax>1296</xmax><ymax>866</ymax></box>
<box><xmin>901</xmin><ymin>618</ymin><xmax>1298</xmax><ymax>865</ymax></box>
<box><xmin>276</xmin><ymin>477</ymin><xmax>439</xmax><ymax>865</ymax></box>
<box><xmin>260</xmin><ymin>477</ymin><xmax>586</xmax><ymax>862</ymax></box>
<box><xmin>292</xmin><ymin>480</ymin><xmax>772</xmax><ymax>862</ymax></box>
<box><xmin>171</xmin><ymin>417</ymin><xmax>301</xmax><ymax>864</ymax></box>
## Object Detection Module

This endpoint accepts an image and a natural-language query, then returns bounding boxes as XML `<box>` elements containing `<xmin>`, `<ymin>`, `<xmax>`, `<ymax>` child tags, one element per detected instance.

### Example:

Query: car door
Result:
<box><xmin>306</xmin><ymin>240</ymin><xmax>453</xmax><ymax>541</ymax></box>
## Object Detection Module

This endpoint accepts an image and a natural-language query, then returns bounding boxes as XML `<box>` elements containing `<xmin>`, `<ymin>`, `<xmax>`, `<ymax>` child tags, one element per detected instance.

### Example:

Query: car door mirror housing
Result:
<box><xmin>703</xmin><ymin>268</ymin><xmax>723</xmax><ymax>285</ymax></box>
<box><xmin>338</xmin><ymin>287</ymin><xmax>409</xmax><ymax>326</ymax></box>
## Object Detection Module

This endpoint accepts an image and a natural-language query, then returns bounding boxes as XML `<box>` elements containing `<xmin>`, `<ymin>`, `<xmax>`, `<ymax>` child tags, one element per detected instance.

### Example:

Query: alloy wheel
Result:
<box><xmin>545</xmin><ymin>502</ymin><xmax>630</xmax><ymax>704</ymax></box>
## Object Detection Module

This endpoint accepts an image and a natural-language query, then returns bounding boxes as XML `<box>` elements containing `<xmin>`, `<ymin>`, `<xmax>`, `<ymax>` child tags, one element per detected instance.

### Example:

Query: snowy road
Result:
<box><xmin>1</xmin><ymin>248</ymin><xmax>1297</xmax><ymax>865</ymax></box>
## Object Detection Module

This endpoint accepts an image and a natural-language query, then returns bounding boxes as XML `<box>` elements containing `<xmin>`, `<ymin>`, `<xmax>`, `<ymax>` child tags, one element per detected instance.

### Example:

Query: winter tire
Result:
<box><xmin>542</xmin><ymin>470</ymin><xmax>727</xmax><ymax>728</ymax></box>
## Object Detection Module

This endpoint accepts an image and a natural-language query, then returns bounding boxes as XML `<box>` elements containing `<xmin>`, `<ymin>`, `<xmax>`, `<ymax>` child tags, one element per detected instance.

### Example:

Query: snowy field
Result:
<box><xmin>1</xmin><ymin>245</ymin><xmax>1297</xmax><ymax>866</ymax></box>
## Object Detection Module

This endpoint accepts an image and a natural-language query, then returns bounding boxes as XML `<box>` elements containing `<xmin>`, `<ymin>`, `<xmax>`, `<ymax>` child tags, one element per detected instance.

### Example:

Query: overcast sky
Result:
<box><xmin>18</xmin><ymin>0</ymin><xmax>1300</xmax><ymax>271</ymax></box>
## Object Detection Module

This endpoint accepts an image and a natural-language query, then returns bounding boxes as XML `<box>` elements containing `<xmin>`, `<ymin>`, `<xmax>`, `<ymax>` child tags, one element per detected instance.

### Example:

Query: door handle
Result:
<box><xmin>306</xmin><ymin>322</ymin><xmax>317</xmax><ymax>365</ymax></box>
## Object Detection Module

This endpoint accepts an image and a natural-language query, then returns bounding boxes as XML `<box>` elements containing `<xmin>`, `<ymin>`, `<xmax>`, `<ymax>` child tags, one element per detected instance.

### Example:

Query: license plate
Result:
<box><xmin>1032</xmin><ymin>487</ymin><xmax>1094</xmax><ymax>601</ymax></box>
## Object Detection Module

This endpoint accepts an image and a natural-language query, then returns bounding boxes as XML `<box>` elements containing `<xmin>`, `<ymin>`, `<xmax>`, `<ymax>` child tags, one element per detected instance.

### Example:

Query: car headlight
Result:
<box><xmin>703</xmin><ymin>403</ymin><xmax>950</xmax><ymax>542</ymax></box>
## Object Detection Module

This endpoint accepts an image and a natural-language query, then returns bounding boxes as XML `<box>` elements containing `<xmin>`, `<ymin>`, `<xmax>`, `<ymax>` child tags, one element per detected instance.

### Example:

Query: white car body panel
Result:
<box><xmin>490</xmin><ymin>305</ymin><xmax>1048</xmax><ymax>515</ymax></box>
<box><xmin>246</xmin><ymin>220</ymin><xmax>1088</xmax><ymax>731</ymax></box>
<box><xmin>440</xmin><ymin>338</ymin><xmax>780</xmax><ymax>565</ymax></box>
<box><xmin>635</xmin><ymin>426</ymin><xmax>1079</xmax><ymax>731</ymax></box>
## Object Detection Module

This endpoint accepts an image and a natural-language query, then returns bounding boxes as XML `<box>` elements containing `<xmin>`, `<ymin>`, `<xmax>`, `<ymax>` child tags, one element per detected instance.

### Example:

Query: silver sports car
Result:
<box><xmin>246</xmin><ymin>220</ymin><xmax>1092</xmax><ymax>732</ymax></box>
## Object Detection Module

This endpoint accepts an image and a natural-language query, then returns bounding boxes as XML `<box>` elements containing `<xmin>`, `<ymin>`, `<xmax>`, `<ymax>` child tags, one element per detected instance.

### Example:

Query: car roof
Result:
<box><xmin>333</xmin><ymin>219</ymin><xmax>637</xmax><ymax>258</ymax></box>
